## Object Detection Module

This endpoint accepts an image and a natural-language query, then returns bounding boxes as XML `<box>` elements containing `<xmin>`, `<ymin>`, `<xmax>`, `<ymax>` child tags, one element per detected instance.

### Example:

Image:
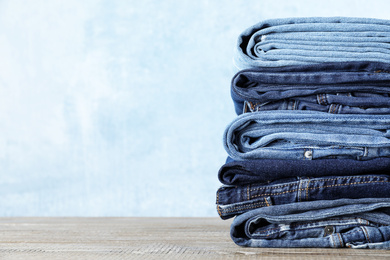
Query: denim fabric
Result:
<box><xmin>219</xmin><ymin>157</ymin><xmax>390</xmax><ymax>185</ymax></box>
<box><xmin>231</xmin><ymin>198</ymin><xmax>390</xmax><ymax>248</ymax></box>
<box><xmin>224</xmin><ymin>110</ymin><xmax>390</xmax><ymax>161</ymax></box>
<box><xmin>217</xmin><ymin>175</ymin><xmax>390</xmax><ymax>219</ymax></box>
<box><xmin>234</xmin><ymin>17</ymin><xmax>390</xmax><ymax>69</ymax></box>
<box><xmin>231</xmin><ymin>62</ymin><xmax>390</xmax><ymax>115</ymax></box>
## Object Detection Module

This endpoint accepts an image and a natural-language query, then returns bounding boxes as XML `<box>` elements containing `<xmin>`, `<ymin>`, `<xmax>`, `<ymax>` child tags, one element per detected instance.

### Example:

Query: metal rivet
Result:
<box><xmin>304</xmin><ymin>150</ymin><xmax>312</xmax><ymax>159</ymax></box>
<box><xmin>324</xmin><ymin>225</ymin><xmax>334</xmax><ymax>236</ymax></box>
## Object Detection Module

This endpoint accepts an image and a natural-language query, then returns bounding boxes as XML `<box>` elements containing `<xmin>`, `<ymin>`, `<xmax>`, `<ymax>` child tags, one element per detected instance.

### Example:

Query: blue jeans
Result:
<box><xmin>234</xmin><ymin>17</ymin><xmax>390</xmax><ymax>69</ymax></box>
<box><xmin>231</xmin><ymin>198</ymin><xmax>390</xmax><ymax>249</ymax></box>
<box><xmin>224</xmin><ymin>110</ymin><xmax>390</xmax><ymax>161</ymax></box>
<box><xmin>219</xmin><ymin>157</ymin><xmax>390</xmax><ymax>185</ymax></box>
<box><xmin>217</xmin><ymin>174</ymin><xmax>390</xmax><ymax>219</ymax></box>
<box><xmin>231</xmin><ymin>61</ymin><xmax>390</xmax><ymax>115</ymax></box>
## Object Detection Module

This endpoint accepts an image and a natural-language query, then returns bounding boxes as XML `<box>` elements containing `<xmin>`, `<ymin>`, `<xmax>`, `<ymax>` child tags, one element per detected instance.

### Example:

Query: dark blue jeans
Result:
<box><xmin>217</xmin><ymin>174</ymin><xmax>390</xmax><ymax>219</ymax></box>
<box><xmin>231</xmin><ymin>61</ymin><xmax>390</xmax><ymax>115</ymax></box>
<box><xmin>219</xmin><ymin>157</ymin><xmax>390</xmax><ymax>185</ymax></box>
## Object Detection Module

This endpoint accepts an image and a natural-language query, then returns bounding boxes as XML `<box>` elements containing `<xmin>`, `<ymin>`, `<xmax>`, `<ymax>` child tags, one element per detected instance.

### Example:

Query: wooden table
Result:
<box><xmin>0</xmin><ymin>217</ymin><xmax>389</xmax><ymax>259</ymax></box>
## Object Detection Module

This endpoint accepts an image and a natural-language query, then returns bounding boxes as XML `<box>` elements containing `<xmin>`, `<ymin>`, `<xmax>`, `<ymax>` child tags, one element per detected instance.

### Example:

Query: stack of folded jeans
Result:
<box><xmin>216</xmin><ymin>17</ymin><xmax>390</xmax><ymax>249</ymax></box>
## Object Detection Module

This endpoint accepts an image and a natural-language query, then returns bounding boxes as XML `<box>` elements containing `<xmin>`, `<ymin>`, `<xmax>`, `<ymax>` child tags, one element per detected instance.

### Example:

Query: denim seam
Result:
<box><xmin>331</xmin><ymin>103</ymin><xmax>335</xmax><ymax>114</ymax></box>
<box><xmin>316</xmin><ymin>94</ymin><xmax>322</xmax><ymax>105</ymax></box>
<box><xmin>236</xmin><ymin>116</ymin><xmax>390</xmax><ymax>123</ymax></box>
<box><xmin>249</xmin><ymin>176</ymin><xmax>387</xmax><ymax>191</ymax></box>
<box><xmin>298</xmin><ymin>178</ymin><xmax>303</xmax><ymax>202</ymax></box>
<box><xmin>264</xmin><ymin>197</ymin><xmax>270</xmax><ymax>207</ymax></box>
<box><xmin>216</xmin><ymin>191</ymin><xmax>222</xmax><ymax>217</ymax></box>
<box><xmin>249</xmin><ymin>180</ymin><xmax>388</xmax><ymax>199</ymax></box>
<box><xmin>328</xmin><ymin>104</ymin><xmax>334</xmax><ymax>114</ymax></box>
<box><xmin>361</xmin><ymin>226</ymin><xmax>371</xmax><ymax>243</ymax></box>
<box><xmin>336</xmin><ymin>233</ymin><xmax>343</xmax><ymax>247</ymax></box>
<box><xmin>306</xmin><ymin>178</ymin><xmax>311</xmax><ymax>201</ymax></box>
<box><xmin>250</xmin><ymin>146</ymin><xmax>365</xmax><ymax>152</ymax></box>
<box><xmin>321</xmin><ymin>94</ymin><xmax>328</xmax><ymax>105</ymax></box>
<box><xmin>218</xmin><ymin>201</ymin><xmax>268</xmax><ymax>214</ymax></box>
<box><xmin>330</xmin><ymin>235</ymin><xmax>336</xmax><ymax>247</ymax></box>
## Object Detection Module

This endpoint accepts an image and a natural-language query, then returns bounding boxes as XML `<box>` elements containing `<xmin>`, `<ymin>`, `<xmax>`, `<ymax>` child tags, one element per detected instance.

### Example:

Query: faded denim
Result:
<box><xmin>234</xmin><ymin>17</ymin><xmax>390</xmax><ymax>69</ymax></box>
<box><xmin>231</xmin><ymin>62</ymin><xmax>390</xmax><ymax>115</ymax></box>
<box><xmin>219</xmin><ymin>157</ymin><xmax>390</xmax><ymax>185</ymax></box>
<box><xmin>217</xmin><ymin>175</ymin><xmax>390</xmax><ymax>219</ymax></box>
<box><xmin>224</xmin><ymin>110</ymin><xmax>390</xmax><ymax>161</ymax></box>
<box><xmin>231</xmin><ymin>198</ymin><xmax>390</xmax><ymax>249</ymax></box>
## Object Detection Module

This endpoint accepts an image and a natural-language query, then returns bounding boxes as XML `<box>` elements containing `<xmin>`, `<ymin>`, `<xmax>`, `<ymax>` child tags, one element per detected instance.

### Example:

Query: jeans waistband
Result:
<box><xmin>243</xmin><ymin>98</ymin><xmax>390</xmax><ymax>115</ymax></box>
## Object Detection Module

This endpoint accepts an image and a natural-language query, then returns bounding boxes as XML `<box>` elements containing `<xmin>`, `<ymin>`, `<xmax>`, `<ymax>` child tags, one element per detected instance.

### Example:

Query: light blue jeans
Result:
<box><xmin>234</xmin><ymin>17</ymin><xmax>390</xmax><ymax>69</ymax></box>
<box><xmin>223</xmin><ymin>110</ymin><xmax>390</xmax><ymax>160</ymax></box>
<box><xmin>231</xmin><ymin>198</ymin><xmax>390</xmax><ymax>249</ymax></box>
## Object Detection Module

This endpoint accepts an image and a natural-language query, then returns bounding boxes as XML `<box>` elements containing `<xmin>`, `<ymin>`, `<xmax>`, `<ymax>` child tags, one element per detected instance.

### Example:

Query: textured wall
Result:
<box><xmin>0</xmin><ymin>0</ymin><xmax>389</xmax><ymax>216</ymax></box>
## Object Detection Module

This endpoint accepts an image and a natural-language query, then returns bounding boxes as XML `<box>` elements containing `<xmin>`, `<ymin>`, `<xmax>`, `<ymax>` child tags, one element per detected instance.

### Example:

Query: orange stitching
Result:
<box><xmin>264</xmin><ymin>197</ymin><xmax>270</xmax><ymax>207</ymax></box>
<box><xmin>251</xmin><ymin>175</ymin><xmax>383</xmax><ymax>191</ymax></box>
<box><xmin>337</xmin><ymin>233</ymin><xmax>343</xmax><ymax>247</ymax></box>
<box><xmin>216</xmin><ymin>192</ymin><xmax>222</xmax><ymax>217</ymax></box>
<box><xmin>361</xmin><ymin>226</ymin><xmax>371</xmax><ymax>243</ymax></box>
<box><xmin>249</xmin><ymin>176</ymin><xmax>387</xmax><ymax>191</ymax></box>
<box><xmin>306</xmin><ymin>178</ymin><xmax>310</xmax><ymax>201</ymax></box>
<box><xmin>332</xmin><ymin>104</ymin><xmax>337</xmax><ymax>114</ymax></box>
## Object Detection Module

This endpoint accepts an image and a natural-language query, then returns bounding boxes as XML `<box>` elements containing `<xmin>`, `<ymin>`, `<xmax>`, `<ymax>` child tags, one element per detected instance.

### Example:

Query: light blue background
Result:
<box><xmin>1</xmin><ymin>0</ymin><xmax>389</xmax><ymax>216</ymax></box>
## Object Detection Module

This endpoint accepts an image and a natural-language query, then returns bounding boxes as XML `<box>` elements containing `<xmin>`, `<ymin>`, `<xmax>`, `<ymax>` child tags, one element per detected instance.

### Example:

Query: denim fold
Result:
<box><xmin>219</xmin><ymin>157</ymin><xmax>390</xmax><ymax>185</ymax></box>
<box><xmin>231</xmin><ymin>198</ymin><xmax>390</xmax><ymax>248</ymax></box>
<box><xmin>234</xmin><ymin>17</ymin><xmax>390</xmax><ymax>69</ymax></box>
<box><xmin>223</xmin><ymin>110</ymin><xmax>390</xmax><ymax>161</ymax></box>
<box><xmin>231</xmin><ymin>61</ymin><xmax>390</xmax><ymax>115</ymax></box>
<box><xmin>217</xmin><ymin>175</ymin><xmax>390</xmax><ymax>219</ymax></box>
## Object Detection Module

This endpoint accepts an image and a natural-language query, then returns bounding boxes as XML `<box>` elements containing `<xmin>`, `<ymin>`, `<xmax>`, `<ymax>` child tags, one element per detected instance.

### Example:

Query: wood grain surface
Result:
<box><xmin>0</xmin><ymin>217</ymin><xmax>388</xmax><ymax>259</ymax></box>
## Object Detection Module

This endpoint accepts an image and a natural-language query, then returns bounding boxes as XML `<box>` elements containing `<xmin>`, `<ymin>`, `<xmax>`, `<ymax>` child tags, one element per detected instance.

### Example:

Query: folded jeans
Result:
<box><xmin>231</xmin><ymin>198</ymin><xmax>390</xmax><ymax>249</ymax></box>
<box><xmin>217</xmin><ymin>174</ymin><xmax>390</xmax><ymax>219</ymax></box>
<box><xmin>231</xmin><ymin>62</ymin><xmax>390</xmax><ymax>115</ymax></box>
<box><xmin>234</xmin><ymin>17</ymin><xmax>390</xmax><ymax>69</ymax></box>
<box><xmin>224</xmin><ymin>110</ymin><xmax>390</xmax><ymax>160</ymax></box>
<box><xmin>219</xmin><ymin>157</ymin><xmax>390</xmax><ymax>185</ymax></box>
